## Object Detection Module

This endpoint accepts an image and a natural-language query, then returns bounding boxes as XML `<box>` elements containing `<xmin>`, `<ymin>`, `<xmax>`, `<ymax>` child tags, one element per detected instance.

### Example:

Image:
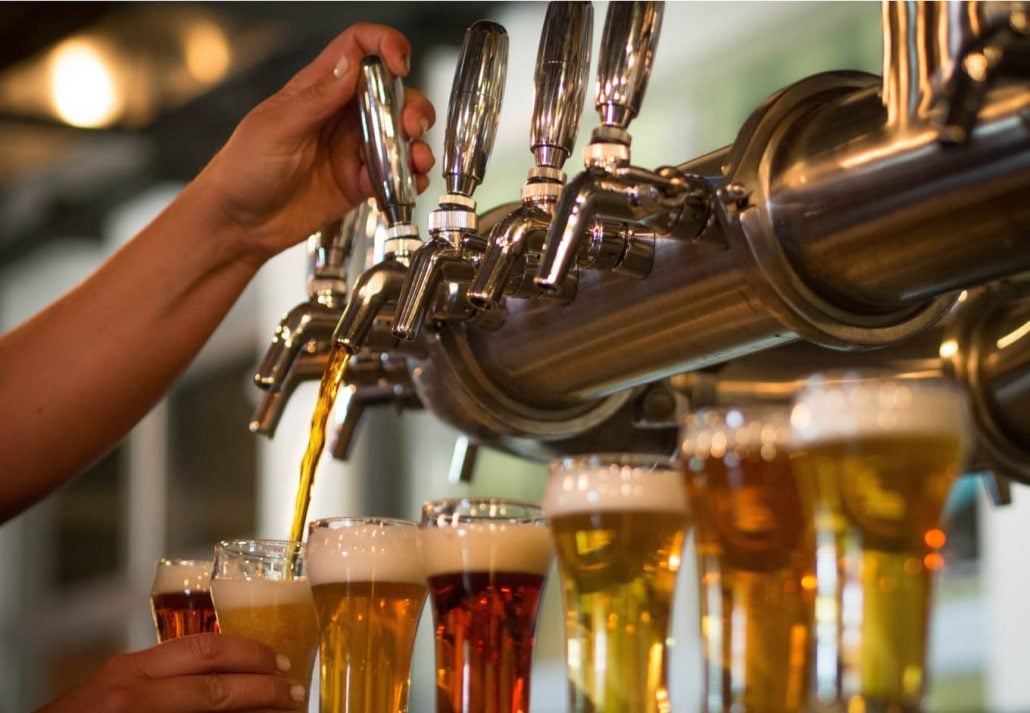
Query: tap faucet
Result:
<box><xmin>534</xmin><ymin>0</ymin><xmax>714</xmax><ymax>294</ymax></box>
<box><xmin>466</xmin><ymin>1</ymin><xmax>593</xmax><ymax>313</ymax></box>
<box><xmin>391</xmin><ymin>20</ymin><xmax>508</xmax><ymax>341</ymax></box>
<box><xmin>332</xmin><ymin>55</ymin><xmax>423</xmax><ymax>355</ymax></box>
<box><xmin>250</xmin><ymin>202</ymin><xmax>378</xmax><ymax>436</ymax></box>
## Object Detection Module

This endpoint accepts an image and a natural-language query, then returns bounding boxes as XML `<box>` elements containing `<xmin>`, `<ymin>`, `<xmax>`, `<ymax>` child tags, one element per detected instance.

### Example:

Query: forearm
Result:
<box><xmin>0</xmin><ymin>180</ymin><xmax>264</xmax><ymax>522</ymax></box>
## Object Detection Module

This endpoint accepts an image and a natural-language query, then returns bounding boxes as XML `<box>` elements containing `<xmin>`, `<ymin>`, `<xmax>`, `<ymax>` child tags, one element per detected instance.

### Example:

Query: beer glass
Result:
<box><xmin>211</xmin><ymin>539</ymin><xmax>319</xmax><ymax>705</ymax></box>
<box><xmin>150</xmin><ymin>558</ymin><xmax>219</xmax><ymax>642</ymax></box>
<box><xmin>544</xmin><ymin>454</ymin><xmax>690</xmax><ymax>713</ymax></box>
<box><xmin>681</xmin><ymin>406</ymin><xmax>814</xmax><ymax>713</ymax></box>
<box><xmin>418</xmin><ymin>498</ymin><xmax>553</xmax><ymax>713</ymax></box>
<box><xmin>790</xmin><ymin>372</ymin><xmax>971</xmax><ymax>713</ymax></box>
<box><xmin>306</xmin><ymin>517</ymin><xmax>427</xmax><ymax>713</ymax></box>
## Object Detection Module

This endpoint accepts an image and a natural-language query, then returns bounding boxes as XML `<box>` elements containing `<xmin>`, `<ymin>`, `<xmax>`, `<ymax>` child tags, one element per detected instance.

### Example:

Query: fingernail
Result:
<box><xmin>333</xmin><ymin>54</ymin><xmax>350</xmax><ymax>79</ymax></box>
<box><xmin>418</xmin><ymin>117</ymin><xmax>429</xmax><ymax>136</ymax></box>
<box><xmin>276</xmin><ymin>654</ymin><xmax>291</xmax><ymax>672</ymax></box>
<box><xmin>290</xmin><ymin>685</ymin><xmax>306</xmax><ymax>703</ymax></box>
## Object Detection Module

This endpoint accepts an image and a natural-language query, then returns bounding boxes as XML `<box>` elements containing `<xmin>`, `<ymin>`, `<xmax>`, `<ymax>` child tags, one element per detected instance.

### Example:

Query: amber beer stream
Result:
<box><xmin>211</xmin><ymin>539</ymin><xmax>319</xmax><ymax>706</ymax></box>
<box><xmin>306</xmin><ymin>517</ymin><xmax>427</xmax><ymax>713</ymax></box>
<box><xmin>418</xmin><ymin>498</ymin><xmax>553</xmax><ymax>713</ymax></box>
<box><xmin>681</xmin><ymin>407</ymin><xmax>814</xmax><ymax>713</ymax></box>
<box><xmin>544</xmin><ymin>455</ymin><xmax>690</xmax><ymax>713</ymax></box>
<box><xmin>790</xmin><ymin>373</ymin><xmax>971</xmax><ymax>713</ymax></box>
<box><xmin>291</xmin><ymin>346</ymin><xmax>351</xmax><ymax>545</ymax></box>
<box><xmin>150</xmin><ymin>559</ymin><xmax>218</xmax><ymax>642</ymax></box>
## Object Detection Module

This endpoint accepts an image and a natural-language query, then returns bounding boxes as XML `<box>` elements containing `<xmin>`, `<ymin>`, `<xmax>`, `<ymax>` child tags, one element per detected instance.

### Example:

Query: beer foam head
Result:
<box><xmin>543</xmin><ymin>455</ymin><xmax>688</xmax><ymax>517</ymax></box>
<box><xmin>306</xmin><ymin>519</ymin><xmax>424</xmax><ymax>586</ymax></box>
<box><xmin>790</xmin><ymin>373</ymin><xmax>972</xmax><ymax>448</ymax></box>
<box><xmin>211</xmin><ymin>577</ymin><xmax>313</xmax><ymax>611</ymax></box>
<box><xmin>152</xmin><ymin>559</ymin><xmax>212</xmax><ymax>594</ymax></box>
<box><xmin>417</xmin><ymin>521</ymin><xmax>553</xmax><ymax>577</ymax></box>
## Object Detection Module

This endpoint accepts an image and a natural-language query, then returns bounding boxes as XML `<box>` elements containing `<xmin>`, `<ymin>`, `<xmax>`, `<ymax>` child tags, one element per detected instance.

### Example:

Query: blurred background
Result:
<box><xmin>0</xmin><ymin>2</ymin><xmax>1024</xmax><ymax>712</ymax></box>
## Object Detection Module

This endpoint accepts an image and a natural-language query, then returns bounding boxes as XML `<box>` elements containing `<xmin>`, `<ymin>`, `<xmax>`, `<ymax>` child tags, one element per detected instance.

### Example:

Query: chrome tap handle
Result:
<box><xmin>443</xmin><ymin>20</ymin><xmax>508</xmax><ymax>197</ymax></box>
<box><xmin>595</xmin><ymin>1</ymin><xmax>663</xmax><ymax>130</ymax></box>
<box><xmin>532</xmin><ymin>2</ymin><xmax>594</xmax><ymax>169</ymax></box>
<box><xmin>358</xmin><ymin>56</ymin><xmax>419</xmax><ymax>247</ymax></box>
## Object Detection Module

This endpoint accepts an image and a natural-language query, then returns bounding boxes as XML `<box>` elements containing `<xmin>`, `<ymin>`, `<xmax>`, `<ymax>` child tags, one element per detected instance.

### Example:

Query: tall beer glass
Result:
<box><xmin>681</xmin><ymin>406</ymin><xmax>814</xmax><ymax>713</ymax></box>
<box><xmin>418</xmin><ymin>498</ymin><xmax>552</xmax><ymax>713</ymax></box>
<box><xmin>790</xmin><ymin>373</ymin><xmax>971</xmax><ymax>713</ymax></box>
<box><xmin>544</xmin><ymin>454</ymin><xmax>690</xmax><ymax>713</ymax></box>
<box><xmin>150</xmin><ymin>558</ymin><xmax>219</xmax><ymax>642</ymax></box>
<box><xmin>211</xmin><ymin>539</ymin><xmax>319</xmax><ymax>707</ymax></box>
<box><xmin>306</xmin><ymin>517</ymin><xmax>427</xmax><ymax>713</ymax></box>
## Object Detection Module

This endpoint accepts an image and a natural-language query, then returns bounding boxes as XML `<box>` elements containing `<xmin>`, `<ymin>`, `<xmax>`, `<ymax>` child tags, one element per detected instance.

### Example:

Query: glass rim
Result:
<box><xmin>157</xmin><ymin>557</ymin><xmax>213</xmax><ymax>568</ymax></box>
<box><xmin>308</xmin><ymin>516</ymin><xmax>418</xmax><ymax>532</ymax></box>
<box><xmin>420</xmin><ymin>497</ymin><xmax>545</xmax><ymax>525</ymax></box>
<box><xmin>215</xmin><ymin>538</ymin><xmax>305</xmax><ymax>559</ymax></box>
<box><xmin>551</xmin><ymin>452</ymin><xmax>676</xmax><ymax>471</ymax></box>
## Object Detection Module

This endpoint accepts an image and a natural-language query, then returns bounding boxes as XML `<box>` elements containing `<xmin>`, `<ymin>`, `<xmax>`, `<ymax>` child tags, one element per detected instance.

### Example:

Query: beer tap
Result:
<box><xmin>331</xmin><ymin>55</ymin><xmax>423</xmax><ymax>356</ymax></box>
<box><xmin>534</xmin><ymin>1</ymin><xmax>714</xmax><ymax>294</ymax></box>
<box><xmin>391</xmin><ymin>20</ymin><xmax>508</xmax><ymax>341</ymax></box>
<box><xmin>466</xmin><ymin>1</ymin><xmax>593</xmax><ymax>314</ymax></box>
<box><xmin>250</xmin><ymin>203</ymin><xmax>376</xmax><ymax>436</ymax></box>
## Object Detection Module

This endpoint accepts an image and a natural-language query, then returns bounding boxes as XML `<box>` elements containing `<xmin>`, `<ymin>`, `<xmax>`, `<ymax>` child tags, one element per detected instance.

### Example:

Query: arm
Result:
<box><xmin>0</xmin><ymin>23</ymin><xmax>436</xmax><ymax>523</ymax></box>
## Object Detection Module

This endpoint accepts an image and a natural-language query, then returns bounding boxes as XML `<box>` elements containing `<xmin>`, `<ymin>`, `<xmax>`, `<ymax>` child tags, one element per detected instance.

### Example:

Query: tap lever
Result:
<box><xmin>358</xmin><ymin>55</ymin><xmax>420</xmax><ymax>256</ymax></box>
<box><xmin>532</xmin><ymin>2</ymin><xmax>594</xmax><ymax>169</ymax></box>
<box><xmin>596</xmin><ymin>1</ymin><xmax>663</xmax><ymax>131</ymax></box>
<box><xmin>443</xmin><ymin>20</ymin><xmax>509</xmax><ymax>198</ymax></box>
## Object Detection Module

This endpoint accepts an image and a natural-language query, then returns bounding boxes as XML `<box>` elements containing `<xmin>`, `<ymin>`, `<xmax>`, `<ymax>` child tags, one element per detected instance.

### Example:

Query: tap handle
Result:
<box><xmin>443</xmin><ymin>20</ymin><xmax>509</xmax><ymax>197</ymax></box>
<box><xmin>531</xmin><ymin>2</ymin><xmax>594</xmax><ymax>169</ymax></box>
<box><xmin>595</xmin><ymin>1</ymin><xmax>663</xmax><ymax>130</ymax></box>
<box><xmin>358</xmin><ymin>56</ymin><xmax>417</xmax><ymax>235</ymax></box>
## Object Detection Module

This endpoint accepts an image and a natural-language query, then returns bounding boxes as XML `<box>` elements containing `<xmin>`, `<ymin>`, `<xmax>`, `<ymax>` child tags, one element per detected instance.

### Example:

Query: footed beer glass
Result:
<box><xmin>306</xmin><ymin>517</ymin><xmax>427</xmax><ymax>713</ymax></box>
<box><xmin>544</xmin><ymin>454</ymin><xmax>690</xmax><ymax>713</ymax></box>
<box><xmin>418</xmin><ymin>498</ymin><xmax>553</xmax><ymax>713</ymax></box>
<box><xmin>790</xmin><ymin>373</ymin><xmax>971</xmax><ymax>713</ymax></box>
<box><xmin>681</xmin><ymin>406</ymin><xmax>814</xmax><ymax>713</ymax></box>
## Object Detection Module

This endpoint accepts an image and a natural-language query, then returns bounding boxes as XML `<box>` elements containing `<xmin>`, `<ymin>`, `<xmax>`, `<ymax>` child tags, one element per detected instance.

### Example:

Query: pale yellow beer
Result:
<box><xmin>681</xmin><ymin>406</ymin><xmax>814</xmax><ymax>713</ymax></box>
<box><xmin>544</xmin><ymin>455</ymin><xmax>690</xmax><ymax>713</ymax></box>
<box><xmin>306</xmin><ymin>517</ymin><xmax>426</xmax><ymax>713</ymax></box>
<box><xmin>790</xmin><ymin>374</ymin><xmax>971</xmax><ymax>713</ymax></box>
<box><xmin>211</xmin><ymin>540</ymin><xmax>319</xmax><ymax>709</ymax></box>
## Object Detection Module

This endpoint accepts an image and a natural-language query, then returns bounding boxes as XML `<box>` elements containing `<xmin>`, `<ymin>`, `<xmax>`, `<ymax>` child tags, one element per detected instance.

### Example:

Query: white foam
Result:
<box><xmin>417</xmin><ymin>522</ymin><xmax>553</xmax><ymax>577</ymax></box>
<box><xmin>210</xmin><ymin>577</ymin><xmax>313</xmax><ymax>611</ymax></box>
<box><xmin>306</xmin><ymin>522</ymin><xmax>424</xmax><ymax>586</ymax></box>
<box><xmin>790</xmin><ymin>376</ymin><xmax>971</xmax><ymax>447</ymax></box>
<box><xmin>543</xmin><ymin>462</ymin><xmax>688</xmax><ymax>517</ymax></box>
<box><xmin>151</xmin><ymin>561</ymin><xmax>212</xmax><ymax>594</ymax></box>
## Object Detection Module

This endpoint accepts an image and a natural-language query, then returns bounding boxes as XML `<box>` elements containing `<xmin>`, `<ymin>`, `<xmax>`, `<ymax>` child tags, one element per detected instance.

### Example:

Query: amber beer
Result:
<box><xmin>418</xmin><ymin>499</ymin><xmax>553</xmax><ymax>713</ymax></box>
<box><xmin>544</xmin><ymin>455</ymin><xmax>690</xmax><ymax>713</ymax></box>
<box><xmin>790</xmin><ymin>373</ymin><xmax>971</xmax><ymax>713</ymax></box>
<box><xmin>211</xmin><ymin>540</ymin><xmax>319</xmax><ymax>705</ymax></box>
<box><xmin>306</xmin><ymin>517</ymin><xmax>427</xmax><ymax>713</ymax></box>
<box><xmin>150</xmin><ymin>559</ymin><xmax>219</xmax><ymax>642</ymax></box>
<box><xmin>681</xmin><ymin>407</ymin><xmax>814</xmax><ymax>713</ymax></box>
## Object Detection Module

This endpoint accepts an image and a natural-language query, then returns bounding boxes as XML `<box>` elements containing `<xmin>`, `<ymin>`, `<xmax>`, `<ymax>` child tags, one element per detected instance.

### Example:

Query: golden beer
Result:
<box><xmin>150</xmin><ymin>558</ymin><xmax>219</xmax><ymax>642</ymax></box>
<box><xmin>681</xmin><ymin>407</ymin><xmax>814</xmax><ymax>713</ymax></box>
<box><xmin>418</xmin><ymin>499</ymin><xmax>553</xmax><ymax>713</ymax></box>
<box><xmin>545</xmin><ymin>456</ymin><xmax>690</xmax><ymax>713</ymax></box>
<box><xmin>306</xmin><ymin>517</ymin><xmax>426</xmax><ymax>713</ymax></box>
<box><xmin>790</xmin><ymin>374</ymin><xmax>970</xmax><ymax>713</ymax></box>
<box><xmin>211</xmin><ymin>540</ymin><xmax>319</xmax><ymax>707</ymax></box>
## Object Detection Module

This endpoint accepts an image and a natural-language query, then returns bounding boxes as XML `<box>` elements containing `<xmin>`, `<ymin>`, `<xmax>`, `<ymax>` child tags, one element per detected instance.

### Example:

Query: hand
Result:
<box><xmin>36</xmin><ymin>634</ymin><xmax>305</xmax><ymax>713</ymax></box>
<box><xmin>193</xmin><ymin>22</ymin><xmax>436</xmax><ymax>263</ymax></box>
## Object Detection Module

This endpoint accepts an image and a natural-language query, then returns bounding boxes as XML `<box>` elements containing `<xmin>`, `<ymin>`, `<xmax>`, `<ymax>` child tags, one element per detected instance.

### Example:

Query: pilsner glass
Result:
<box><xmin>211</xmin><ymin>540</ymin><xmax>319</xmax><ymax>708</ymax></box>
<box><xmin>681</xmin><ymin>406</ymin><xmax>814</xmax><ymax>713</ymax></box>
<box><xmin>544</xmin><ymin>454</ymin><xmax>690</xmax><ymax>713</ymax></box>
<box><xmin>306</xmin><ymin>517</ymin><xmax>427</xmax><ymax>713</ymax></box>
<box><xmin>150</xmin><ymin>558</ymin><xmax>219</xmax><ymax>642</ymax></box>
<box><xmin>790</xmin><ymin>372</ymin><xmax>971</xmax><ymax>713</ymax></box>
<box><xmin>418</xmin><ymin>498</ymin><xmax>553</xmax><ymax>713</ymax></box>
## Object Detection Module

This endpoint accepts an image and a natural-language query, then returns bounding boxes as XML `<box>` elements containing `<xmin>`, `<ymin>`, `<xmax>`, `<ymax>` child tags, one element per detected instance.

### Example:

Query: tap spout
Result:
<box><xmin>467</xmin><ymin>204</ymin><xmax>550</xmax><ymax>311</ymax></box>
<box><xmin>392</xmin><ymin>239</ymin><xmax>477</xmax><ymax>340</ymax></box>
<box><xmin>332</xmin><ymin>258</ymin><xmax>410</xmax><ymax>354</ymax></box>
<box><xmin>253</xmin><ymin>303</ymin><xmax>343</xmax><ymax>389</ymax></box>
<box><xmin>250</xmin><ymin>351</ymin><xmax>332</xmax><ymax>436</ymax></box>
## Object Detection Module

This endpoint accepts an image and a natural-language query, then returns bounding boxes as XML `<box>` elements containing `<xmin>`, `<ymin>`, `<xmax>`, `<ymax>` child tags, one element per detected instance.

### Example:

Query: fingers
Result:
<box><xmin>286</xmin><ymin>23</ymin><xmax>411</xmax><ymax>91</ymax></box>
<box><xmin>143</xmin><ymin>673</ymin><xmax>305</xmax><ymax>712</ymax></box>
<box><xmin>410</xmin><ymin>140</ymin><xmax>436</xmax><ymax>179</ymax></box>
<box><xmin>129</xmin><ymin>633</ymin><xmax>283</xmax><ymax>679</ymax></box>
<box><xmin>402</xmin><ymin>88</ymin><xmax>436</xmax><ymax>143</ymax></box>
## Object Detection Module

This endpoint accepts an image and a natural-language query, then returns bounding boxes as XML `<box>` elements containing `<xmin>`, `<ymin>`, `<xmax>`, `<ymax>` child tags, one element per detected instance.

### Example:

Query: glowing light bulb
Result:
<box><xmin>49</xmin><ymin>40</ymin><xmax>122</xmax><ymax>128</ymax></box>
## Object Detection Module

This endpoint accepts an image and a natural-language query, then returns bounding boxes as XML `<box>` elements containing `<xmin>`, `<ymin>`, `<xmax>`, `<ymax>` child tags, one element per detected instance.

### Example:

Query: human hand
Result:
<box><xmin>192</xmin><ymin>22</ymin><xmax>436</xmax><ymax>264</ymax></box>
<box><xmin>35</xmin><ymin>633</ymin><xmax>305</xmax><ymax>713</ymax></box>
